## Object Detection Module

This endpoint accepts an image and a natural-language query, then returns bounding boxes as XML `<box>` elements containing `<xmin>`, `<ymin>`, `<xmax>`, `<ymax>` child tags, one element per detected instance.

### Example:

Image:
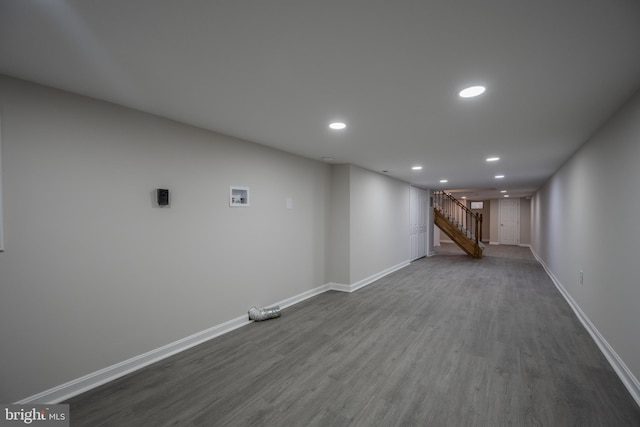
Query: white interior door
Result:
<box><xmin>410</xmin><ymin>187</ymin><xmax>428</xmax><ymax>260</ymax></box>
<box><xmin>499</xmin><ymin>198</ymin><xmax>520</xmax><ymax>245</ymax></box>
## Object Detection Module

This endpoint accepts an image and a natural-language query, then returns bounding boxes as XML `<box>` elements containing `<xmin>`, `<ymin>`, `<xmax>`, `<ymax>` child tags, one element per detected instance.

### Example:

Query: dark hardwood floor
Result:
<box><xmin>66</xmin><ymin>244</ymin><xmax>640</xmax><ymax>426</ymax></box>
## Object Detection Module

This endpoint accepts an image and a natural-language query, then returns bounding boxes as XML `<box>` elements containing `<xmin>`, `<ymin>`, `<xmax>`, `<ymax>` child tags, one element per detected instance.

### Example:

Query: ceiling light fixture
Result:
<box><xmin>329</xmin><ymin>122</ymin><xmax>347</xmax><ymax>130</ymax></box>
<box><xmin>486</xmin><ymin>157</ymin><xmax>500</xmax><ymax>162</ymax></box>
<box><xmin>500</xmin><ymin>190</ymin><xmax>507</xmax><ymax>193</ymax></box>
<box><xmin>459</xmin><ymin>85</ymin><xmax>486</xmax><ymax>98</ymax></box>
<box><xmin>440</xmin><ymin>179</ymin><xmax>448</xmax><ymax>183</ymax></box>
<box><xmin>412</xmin><ymin>166</ymin><xmax>423</xmax><ymax>170</ymax></box>
<box><xmin>504</xmin><ymin>195</ymin><xmax>510</xmax><ymax>197</ymax></box>
<box><xmin>495</xmin><ymin>175</ymin><xmax>505</xmax><ymax>179</ymax></box>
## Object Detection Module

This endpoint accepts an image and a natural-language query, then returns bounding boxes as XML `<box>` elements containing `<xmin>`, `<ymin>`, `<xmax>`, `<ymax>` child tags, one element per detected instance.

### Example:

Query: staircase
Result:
<box><xmin>433</xmin><ymin>191</ymin><xmax>484</xmax><ymax>259</ymax></box>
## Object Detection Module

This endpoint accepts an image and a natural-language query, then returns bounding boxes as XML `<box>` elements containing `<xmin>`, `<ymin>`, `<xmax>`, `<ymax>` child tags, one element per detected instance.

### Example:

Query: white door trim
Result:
<box><xmin>498</xmin><ymin>198</ymin><xmax>520</xmax><ymax>245</ymax></box>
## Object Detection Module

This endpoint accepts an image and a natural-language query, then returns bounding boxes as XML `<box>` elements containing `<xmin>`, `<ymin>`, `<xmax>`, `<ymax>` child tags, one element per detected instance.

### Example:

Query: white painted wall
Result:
<box><xmin>325</xmin><ymin>165</ymin><xmax>411</xmax><ymax>286</ymax></box>
<box><xmin>0</xmin><ymin>76</ymin><xmax>332</xmax><ymax>402</ymax></box>
<box><xmin>487</xmin><ymin>197</ymin><xmax>531</xmax><ymax>245</ymax></box>
<box><xmin>0</xmin><ymin>76</ymin><xmax>416</xmax><ymax>403</ymax></box>
<box><xmin>0</xmin><ymin>110</ymin><xmax>4</xmax><ymax>251</ymax></box>
<box><xmin>427</xmin><ymin>190</ymin><xmax>435</xmax><ymax>256</ymax></box>
<box><xmin>349</xmin><ymin>166</ymin><xmax>410</xmax><ymax>284</ymax></box>
<box><xmin>326</xmin><ymin>164</ymin><xmax>350</xmax><ymax>285</ymax></box>
<box><xmin>531</xmin><ymin>90</ymin><xmax>640</xmax><ymax>394</ymax></box>
<box><xmin>519</xmin><ymin>198</ymin><xmax>531</xmax><ymax>245</ymax></box>
<box><xmin>490</xmin><ymin>199</ymin><xmax>500</xmax><ymax>244</ymax></box>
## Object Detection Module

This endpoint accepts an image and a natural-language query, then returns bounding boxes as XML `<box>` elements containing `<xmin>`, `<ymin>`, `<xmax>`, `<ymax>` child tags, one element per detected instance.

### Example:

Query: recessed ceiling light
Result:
<box><xmin>321</xmin><ymin>157</ymin><xmax>335</xmax><ymax>162</ymax></box>
<box><xmin>412</xmin><ymin>166</ymin><xmax>423</xmax><ymax>170</ymax></box>
<box><xmin>500</xmin><ymin>190</ymin><xmax>507</xmax><ymax>193</ymax></box>
<box><xmin>486</xmin><ymin>157</ymin><xmax>500</xmax><ymax>162</ymax></box>
<box><xmin>495</xmin><ymin>175</ymin><xmax>505</xmax><ymax>179</ymax></box>
<box><xmin>440</xmin><ymin>179</ymin><xmax>448</xmax><ymax>183</ymax></box>
<box><xmin>504</xmin><ymin>195</ymin><xmax>510</xmax><ymax>197</ymax></box>
<box><xmin>461</xmin><ymin>196</ymin><xmax>467</xmax><ymax>199</ymax></box>
<box><xmin>329</xmin><ymin>122</ymin><xmax>347</xmax><ymax>130</ymax></box>
<box><xmin>459</xmin><ymin>86</ymin><xmax>486</xmax><ymax>98</ymax></box>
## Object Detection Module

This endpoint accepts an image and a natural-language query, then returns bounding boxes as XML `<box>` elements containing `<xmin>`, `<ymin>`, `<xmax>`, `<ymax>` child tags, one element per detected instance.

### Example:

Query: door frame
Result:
<box><xmin>410</xmin><ymin>186</ymin><xmax>429</xmax><ymax>260</ymax></box>
<box><xmin>498</xmin><ymin>198</ymin><xmax>520</xmax><ymax>245</ymax></box>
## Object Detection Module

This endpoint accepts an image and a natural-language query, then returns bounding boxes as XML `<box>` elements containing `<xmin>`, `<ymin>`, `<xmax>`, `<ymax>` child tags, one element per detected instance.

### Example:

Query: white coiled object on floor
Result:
<box><xmin>248</xmin><ymin>305</ymin><xmax>281</xmax><ymax>321</ymax></box>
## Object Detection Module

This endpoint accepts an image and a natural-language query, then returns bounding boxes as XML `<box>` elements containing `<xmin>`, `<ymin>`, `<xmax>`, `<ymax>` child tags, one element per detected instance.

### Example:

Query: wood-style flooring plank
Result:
<box><xmin>66</xmin><ymin>244</ymin><xmax>640</xmax><ymax>426</ymax></box>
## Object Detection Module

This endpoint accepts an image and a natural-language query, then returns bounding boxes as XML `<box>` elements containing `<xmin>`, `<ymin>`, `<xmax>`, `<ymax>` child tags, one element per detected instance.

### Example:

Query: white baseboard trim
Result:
<box><xmin>16</xmin><ymin>266</ymin><xmax>413</xmax><ymax>405</ymax></box>
<box><xmin>270</xmin><ymin>283</ymin><xmax>331</xmax><ymax>309</ymax></box>
<box><xmin>530</xmin><ymin>248</ymin><xmax>640</xmax><ymax>408</ymax></box>
<box><xmin>327</xmin><ymin>282</ymin><xmax>351</xmax><ymax>292</ymax></box>
<box><xmin>17</xmin><ymin>314</ymin><xmax>251</xmax><ymax>404</ymax></box>
<box><xmin>489</xmin><ymin>241</ymin><xmax>500</xmax><ymax>245</ymax></box>
<box><xmin>328</xmin><ymin>260</ymin><xmax>411</xmax><ymax>293</ymax></box>
<box><xmin>518</xmin><ymin>243</ymin><xmax>531</xmax><ymax>248</ymax></box>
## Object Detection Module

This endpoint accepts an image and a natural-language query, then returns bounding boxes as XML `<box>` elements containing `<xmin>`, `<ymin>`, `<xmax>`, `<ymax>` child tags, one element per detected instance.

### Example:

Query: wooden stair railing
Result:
<box><xmin>433</xmin><ymin>191</ymin><xmax>483</xmax><ymax>259</ymax></box>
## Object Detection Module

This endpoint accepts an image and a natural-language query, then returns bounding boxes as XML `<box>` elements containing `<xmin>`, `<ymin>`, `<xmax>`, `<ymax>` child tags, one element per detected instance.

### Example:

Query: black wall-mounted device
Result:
<box><xmin>157</xmin><ymin>189</ymin><xmax>169</xmax><ymax>206</ymax></box>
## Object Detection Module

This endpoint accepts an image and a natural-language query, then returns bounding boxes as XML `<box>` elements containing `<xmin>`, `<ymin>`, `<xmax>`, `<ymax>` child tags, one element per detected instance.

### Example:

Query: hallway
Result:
<box><xmin>66</xmin><ymin>245</ymin><xmax>640</xmax><ymax>426</ymax></box>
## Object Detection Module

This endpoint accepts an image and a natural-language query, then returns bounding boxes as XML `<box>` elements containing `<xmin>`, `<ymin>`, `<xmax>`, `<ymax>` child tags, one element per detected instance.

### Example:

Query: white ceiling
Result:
<box><xmin>2</xmin><ymin>0</ymin><xmax>640</xmax><ymax>200</ymax></box>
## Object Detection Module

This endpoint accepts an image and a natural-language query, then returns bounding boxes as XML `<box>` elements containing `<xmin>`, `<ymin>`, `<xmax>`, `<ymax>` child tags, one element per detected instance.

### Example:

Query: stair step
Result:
<box><xmin>433</xmin><ymin>194</ymin><xmax>483</xmax><ymax>259</ymax></box>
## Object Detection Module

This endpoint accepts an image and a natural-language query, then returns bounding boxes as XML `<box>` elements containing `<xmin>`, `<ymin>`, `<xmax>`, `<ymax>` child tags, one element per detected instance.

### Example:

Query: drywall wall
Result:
<box><xmin>531</xmin><ymin>89</ymin><xmax>640</xmax><ymax>391</ymax></box>
<box><xmin>326</xmin><ymin>164</ymin><xmax>350</xmax><ymax>285</ymax></box>
<box><xmin>0</xmin><ymin>76</ymin><xmax>332</xmax><ymax>402</ymax></box>
<box><xmin>0</xmin><ymin>110</ymin><xmax>4</xmax><ymax>251</ymax></box>
<box><xmin>427</xmin><ymin>190</ymin><xmax>435</xmax><ymax>256</ymax></box>
<box><xmin>349</xmin><ymin>165</ymin><xmax>410</xmax><ymax>284</ymax></box>
<box><xmin>519</xmin><ymin>198</ymin><xmax>531</xmax><ymax>245</ymax></box>
<box><xmin>488</xmin><ymin>198</ymin><xmax>531</xmax><ymax>245</ymax></box>
<box><xmin>489</xmin><ymin>199</ymin><xmax>500</xmax><ymax>244</ymax></box>
<box><xmin>325</xmin><ymin>165</ymin><xmax>411</xmax><ymax>286</ymax></box>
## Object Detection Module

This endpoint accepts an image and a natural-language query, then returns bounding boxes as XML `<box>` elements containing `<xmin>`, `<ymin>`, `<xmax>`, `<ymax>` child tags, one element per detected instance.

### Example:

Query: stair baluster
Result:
<box><xmin>433</xmin><ymin>191</ymin><xmax>483</xmax><ymax>259</ymax></box>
